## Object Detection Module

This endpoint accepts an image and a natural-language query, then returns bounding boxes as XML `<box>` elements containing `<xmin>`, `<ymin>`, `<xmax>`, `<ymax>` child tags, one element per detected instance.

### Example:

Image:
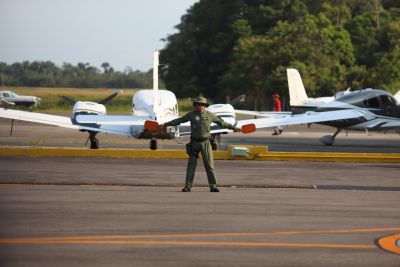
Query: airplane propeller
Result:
<box><xmin>59</xmin><ymin>91</ymin><xmax>122</xmax><ymax>149</ymax></box>
<box><xmin>229</xmin><ymin>95</ymin><xmax>246</xmax><ymax>106</ymax></box>
<box><xmin>60</xmin><ymin>91</ymin><xmax>121</xmax><ymax>105</ymax></box>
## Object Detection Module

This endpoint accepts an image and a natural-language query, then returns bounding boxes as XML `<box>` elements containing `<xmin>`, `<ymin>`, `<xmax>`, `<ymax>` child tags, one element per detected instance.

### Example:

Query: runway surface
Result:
<box><xmin>0</xmin><ymin>157</ymin><xmax>399</xmax><ymax>266</ymax></box>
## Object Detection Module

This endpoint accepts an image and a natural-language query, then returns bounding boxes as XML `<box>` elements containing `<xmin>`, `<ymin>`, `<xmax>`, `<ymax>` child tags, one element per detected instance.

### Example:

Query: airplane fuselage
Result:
<box><xmin>293</xmin><ymin>89</ymin><xmax>400</xmax><ymax>131</ymax></box>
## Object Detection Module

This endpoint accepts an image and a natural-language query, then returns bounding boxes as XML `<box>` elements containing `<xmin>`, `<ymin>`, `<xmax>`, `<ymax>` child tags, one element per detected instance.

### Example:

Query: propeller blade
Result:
<box><xmin>99</xmin><ymin>91</ymin><xmax>119</xmax><ymax>105</ymax></box>
<box><xmin>241</xmin><ymin>123</ymin><xmax>256</xmax><ymax>134</ymax></box>
<box><xmin>229</xmin><ymin>95</ymin><xmax>246</xmax><ymax>106</ymax></box>
<box><xmin>60</xmin><ymin>95</ymin><xmax>76</xmax><ymax>105</ymax></box>
<box><xmin>144</xmin><ymin>120</ymin><xmax>159</xmax><ymax>132</ymax></box>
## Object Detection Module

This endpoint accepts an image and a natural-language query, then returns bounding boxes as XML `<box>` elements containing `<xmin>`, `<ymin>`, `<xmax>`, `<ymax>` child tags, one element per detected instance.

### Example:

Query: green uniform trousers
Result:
<box><xmin>186</xmin><ymin>140</ymin><xmax>216</xmax><ymax>187</ymax></box>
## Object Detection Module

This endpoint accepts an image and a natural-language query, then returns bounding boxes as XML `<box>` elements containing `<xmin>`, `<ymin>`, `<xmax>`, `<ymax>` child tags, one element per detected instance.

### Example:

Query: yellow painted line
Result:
<box><xmin>1</xmin><ymin>227</ymin><xmax>398</xmax><ymax>245</ymax></box>
<box><xmin>256</xmin><ymin>152</ymin><xmax>400</xmax><ymax>163</ymax></box>
<box><xmin>4</xmin><ymin>227</ymin><xmax>397</xmax><ymax>241</ymax></box>
<box><xmin>0</xmin><ymin>146</ymin><xmax>399</xmax><ymax>162</ymax></box>
<box><xmin>377</xmin><ymin>233</ymin><xmax>400</xmax><ymax>255</ymax></box>
<box><xmin>0</xmin><ymin>239</ymin><xmax>375</xmax><ymax>249</ymax></box>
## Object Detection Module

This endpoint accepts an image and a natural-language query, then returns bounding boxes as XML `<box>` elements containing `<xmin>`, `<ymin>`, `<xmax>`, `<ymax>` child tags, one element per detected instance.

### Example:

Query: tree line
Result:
<box><xmin>0</xmin><ymin>61</ymin><xmax>156</xmax><ymax>89</ymax></box>
<box><xmin>2</xmin><ymin>1</ymin><xmax>399</xmax><ymax>110</ymax></box>
<box><xmin>160</xmin><ymin>0</ymin><xmax>400</xmax><ymax>109</ymax></box>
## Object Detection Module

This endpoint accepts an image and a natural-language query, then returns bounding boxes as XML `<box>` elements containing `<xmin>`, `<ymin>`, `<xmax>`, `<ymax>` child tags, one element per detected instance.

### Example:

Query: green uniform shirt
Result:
<box><xmin>164</xmin><ymin>110</ymin><xmax>235</xmax><ymax>140</ymax></box>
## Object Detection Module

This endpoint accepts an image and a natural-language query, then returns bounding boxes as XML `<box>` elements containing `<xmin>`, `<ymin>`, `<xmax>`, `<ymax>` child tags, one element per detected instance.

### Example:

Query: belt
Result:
<box><xmin>190</xmin><ymin>137</ymin><xmax>210</xmax><ymax>142</ymax></box>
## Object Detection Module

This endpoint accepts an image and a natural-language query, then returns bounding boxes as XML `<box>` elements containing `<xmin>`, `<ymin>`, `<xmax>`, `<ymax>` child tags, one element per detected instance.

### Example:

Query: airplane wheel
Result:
<box><xmin>319</xmin><ymin>135</ymin><xmax>334</xmax><ymax>146</ymax></box>
<box><xmin>90</xmin><ymin>138</ymin><xmax>99</xmax><ymax>149</ymax></box>
<box><xmin>150</xmin><ymin>139</ymin><xmax>157</xmax><ymax>150</ymax></box>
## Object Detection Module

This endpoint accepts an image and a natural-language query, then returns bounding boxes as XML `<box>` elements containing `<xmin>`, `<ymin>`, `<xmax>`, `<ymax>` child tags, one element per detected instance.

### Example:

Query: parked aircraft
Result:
<box><xmin>0</xmin><ymin>90</ymin><xmax>41</xmax><ymax>107</ymax></box>
<box><xmin>237</xmin><ymin>68</ymin><xmax>400</xmax><ymax>145</ymax></box>
<box><xmin>0</xmin><ymin>51</ymin><xmax>255</xmax><ymax>149</ymax></box>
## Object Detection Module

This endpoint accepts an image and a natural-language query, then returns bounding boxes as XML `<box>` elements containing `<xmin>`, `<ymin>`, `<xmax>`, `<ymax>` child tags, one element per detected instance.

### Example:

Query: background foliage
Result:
<box><xmin>0</xmin><ymin>61</ymin><xmax>160</xmax><ymax>89</ymax></box>
<box><xmin>160</xmin><ymin>0</ymin><xmax>400</xmax><ymax>109</ymax></box>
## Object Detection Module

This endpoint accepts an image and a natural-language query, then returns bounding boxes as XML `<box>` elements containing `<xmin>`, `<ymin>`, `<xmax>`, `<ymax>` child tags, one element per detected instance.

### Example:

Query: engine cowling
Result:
<box><xmin>206</xmin><ymin>103</ymin><xmax>236</xmax><ymax>125</ymax></box>
<box><xmin>72</xmin><ymin>101</ymin><xmax>106</xmax><ymax>117</ymax></box>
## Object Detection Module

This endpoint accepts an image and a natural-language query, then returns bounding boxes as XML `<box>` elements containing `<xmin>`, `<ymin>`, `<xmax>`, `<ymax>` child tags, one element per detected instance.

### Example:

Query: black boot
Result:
<box><xmin>182</xmin><ymin>186</ymin><xmax>191</xmax><ymax>192</ymax></box>
<box><xmin>210</xmin><ymin>187</ymin><xmax>219</xmax><ymax>192</ymax></box>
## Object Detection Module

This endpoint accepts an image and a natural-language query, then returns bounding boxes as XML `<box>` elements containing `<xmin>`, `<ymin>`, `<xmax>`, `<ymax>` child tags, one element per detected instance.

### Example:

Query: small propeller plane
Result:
<box><xmin>238</xmin><ymin>68</ymin><xmax>400</xmax><ymax>145</ymax></box>
<box><xmin>0</xmin><ymin>51</ymin><xmax>256</xmax><ymax>149</ymax></box>
<box><xmin>0</xmin><ymin>90</ymin><xmax>41</xmax><ymax>107</ymax></box>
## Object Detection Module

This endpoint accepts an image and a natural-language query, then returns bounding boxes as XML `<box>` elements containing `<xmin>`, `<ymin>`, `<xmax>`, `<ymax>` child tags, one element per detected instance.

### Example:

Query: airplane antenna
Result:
<box><xmin>9</xmin><ymin>119</ymin><xmax>14</xmax><ymax>136</ymax></box>
<box><xmin>152</xmin><ymin>50</ymin><xmax>159</xmax><ymax>120</ymax></box>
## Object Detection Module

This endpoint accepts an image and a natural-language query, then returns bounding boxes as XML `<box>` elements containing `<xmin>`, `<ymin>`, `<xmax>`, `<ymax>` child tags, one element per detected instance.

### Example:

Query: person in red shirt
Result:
<box><xmin>272</xmin><ymin>93</ymin><xmax>283</xmax><ymax>135</ymax></box>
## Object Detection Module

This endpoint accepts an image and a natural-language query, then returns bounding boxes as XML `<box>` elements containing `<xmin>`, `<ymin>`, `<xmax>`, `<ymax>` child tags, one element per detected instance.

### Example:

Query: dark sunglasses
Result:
<box><xmin>195</xmin><ymin>102</ymin><xmax>206</xmax><ymax>106</ymax></box>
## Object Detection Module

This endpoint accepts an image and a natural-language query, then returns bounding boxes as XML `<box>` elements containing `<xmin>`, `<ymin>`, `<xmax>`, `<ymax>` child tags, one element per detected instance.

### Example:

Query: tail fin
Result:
<box><xmin>287</xmin><ymin>69</ymin><xmax>308</xmax><ymax>106</ymax></box>
<box><xmin>153</xmin><ymin>50</ymin><xmax>159</xmax><ymax>118</ymax></box>
<box><xmin>394</xmin><ymin>90</ymin><xmax>400</xmax><ymax>104</ymax></box>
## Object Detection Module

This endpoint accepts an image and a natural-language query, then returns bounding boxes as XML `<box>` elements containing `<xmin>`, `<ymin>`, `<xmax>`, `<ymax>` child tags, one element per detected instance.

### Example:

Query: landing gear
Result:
<box><xmin>150</xmin><ymin>139</ymin><xmax>158</xmax><ymax>150</ymax></box>
<box><xmin>319</xmin><ymin>128</ymin><xmax>342</xmax><ymax>146</ymax></box>
<box><xmin>89</xmin><ymin>131</ymin><xmax>99</xmax><ymax>149</ymax></box>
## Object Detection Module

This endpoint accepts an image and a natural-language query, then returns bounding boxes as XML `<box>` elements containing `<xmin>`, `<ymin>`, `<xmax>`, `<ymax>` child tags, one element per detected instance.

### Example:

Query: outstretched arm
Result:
<box><xmin>159</xmin><ymin>113</ymin><xmax>191</xmax><ymax>127</ymax></box>
<box><xmin>211</xmin><ymin>113</ymin><xmax>242</xmax><ymax>132</ymax></box>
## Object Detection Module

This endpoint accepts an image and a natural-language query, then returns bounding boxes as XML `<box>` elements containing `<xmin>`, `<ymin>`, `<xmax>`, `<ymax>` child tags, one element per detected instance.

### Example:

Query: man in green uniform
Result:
<box><xmin>159</xmin><ymin>97</ymin><xmax>241</xmax><ymax>192</ymax></box>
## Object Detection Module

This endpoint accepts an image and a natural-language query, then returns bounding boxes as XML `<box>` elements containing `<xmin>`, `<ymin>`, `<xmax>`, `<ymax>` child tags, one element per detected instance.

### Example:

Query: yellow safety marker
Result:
<box><xmin>377</xmin><ymin>233</ymin><xmax>400</xmax><ymax>255</ymax></box>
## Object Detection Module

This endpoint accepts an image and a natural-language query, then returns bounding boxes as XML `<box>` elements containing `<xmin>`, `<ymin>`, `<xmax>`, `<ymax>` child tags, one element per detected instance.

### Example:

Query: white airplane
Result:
<box><xmin>0</xmin><ymin>51</ymin><xmax>256</xmax><ymax>149</ymax></box>
<box><xmin>0</xmin><ymin>90</ymin><xmax>41</xmax><ymax>107</ymax></box>
<box><xmin>237</xmin><ymin>68</ymin><xmax>400</xmax><ymax>145</ymax></box>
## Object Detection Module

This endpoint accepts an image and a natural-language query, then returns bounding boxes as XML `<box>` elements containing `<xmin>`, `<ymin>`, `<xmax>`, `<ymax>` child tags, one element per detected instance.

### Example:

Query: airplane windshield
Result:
<box><xmin>380</xmin><ymin>95</ymin><xmax>398</xmax><ymax>116</ymax></box>
<box><xmin>363</xmin><ymin>96</ymin><xmax>380</xmax><ymax>108</ymax></box>
<box><xmin>5</xmin><ymin>92</ymin><xmax>17</xmax><ymax>98</ymax></box>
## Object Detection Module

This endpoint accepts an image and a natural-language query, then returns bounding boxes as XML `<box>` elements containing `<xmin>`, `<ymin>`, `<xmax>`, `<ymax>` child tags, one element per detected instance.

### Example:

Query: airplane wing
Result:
<box><xmin>0</xmin><ymin>108</ymin><xmax>133</xmax><ymax>136</ymax></box>
<box><xmin>235</xmin><ymin>109</ymin><xmax>368</xmax><ymax>129</ymax></box>
<box><xmin>0</xmin><ymin>108</ymin><xmax>78</xmax><ymax>129</ymax></box>
<box><xmin>235</xmin><ymin>109</ymin><xmax>291</xmax><ymax>118</ymax></box>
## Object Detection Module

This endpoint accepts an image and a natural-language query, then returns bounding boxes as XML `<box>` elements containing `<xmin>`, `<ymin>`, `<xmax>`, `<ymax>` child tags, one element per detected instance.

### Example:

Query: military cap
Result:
<box><xmin>192</xmin><ymin>96</ymin><xmax>209</xmax><ymax>106</ymax></box>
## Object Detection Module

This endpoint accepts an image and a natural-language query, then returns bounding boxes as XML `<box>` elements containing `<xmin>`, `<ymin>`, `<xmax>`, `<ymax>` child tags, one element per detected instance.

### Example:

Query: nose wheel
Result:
<box><xmin>88</xmin><ymin>131</ymin><xmax>99</xmax><ymax>149</ymax></box>
<box><xmin>150</xmin><ymin>139</ymin><xmax>158</xmax><ymax>150</ymax></box>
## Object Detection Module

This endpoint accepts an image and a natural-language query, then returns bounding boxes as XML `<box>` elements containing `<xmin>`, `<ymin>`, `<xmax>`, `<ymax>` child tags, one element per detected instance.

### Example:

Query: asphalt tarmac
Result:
<box><xmin>0</xmin><ymin>157</ymin><xmax>399</xmax><ymax>266</ymax></box>
<box><xmin>0</xmin><ymin>119</ymin><xmax>399</xmax><ymax>266</ymax></box>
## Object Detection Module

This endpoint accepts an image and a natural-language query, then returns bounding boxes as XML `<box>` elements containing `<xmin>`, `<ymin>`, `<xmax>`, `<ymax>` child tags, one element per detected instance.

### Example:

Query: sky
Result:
<box><xmin>0</xmin><ymin>0</ymin><xmax>199</xmax><ymax>71</ymax></box>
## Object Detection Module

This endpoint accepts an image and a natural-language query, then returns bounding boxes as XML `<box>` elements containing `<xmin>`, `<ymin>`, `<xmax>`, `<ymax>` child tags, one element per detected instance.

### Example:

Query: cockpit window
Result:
<box><xmin>363</xmin><ymin>97</ymin><xmax>380</xmax><ymax>108</ymax></box>
<box><xmin>381</xmin><ymin>95</ymin><xmax>396</xmax><ymax>109</ymax></box>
